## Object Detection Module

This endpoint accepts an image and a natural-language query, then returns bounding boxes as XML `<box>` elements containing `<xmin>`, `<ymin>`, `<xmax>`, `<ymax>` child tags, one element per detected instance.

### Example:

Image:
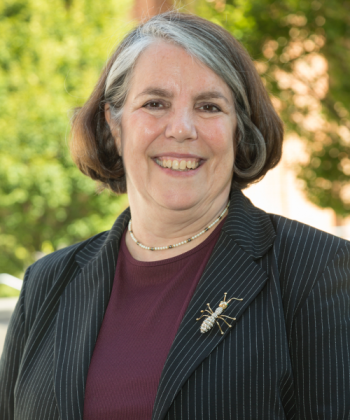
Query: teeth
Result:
<box><xmin>180</xmin><ymin>160</ymin><xmax>187</xmax><ymax>170</ymax></box>
<box><xmin>155</xmin><ymin>158</ymin><xmax>200</xmax><ymax>171</ymax></box>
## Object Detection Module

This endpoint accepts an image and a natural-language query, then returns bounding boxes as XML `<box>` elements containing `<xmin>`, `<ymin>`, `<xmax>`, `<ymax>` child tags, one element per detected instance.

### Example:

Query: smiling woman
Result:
<box><xmin>71</xmin><ymin>14</ymin><xmax>283</xmax><ymax>197</ymax></box>
<box><xmin>1</xmin><ymin>10</ymin><xmax>350</xmax><ymax>420</ymax></box>
<box><xmin>103</xmin><ymin>41</ymin><xmax>238</xmax><ymax>260</ymax></box>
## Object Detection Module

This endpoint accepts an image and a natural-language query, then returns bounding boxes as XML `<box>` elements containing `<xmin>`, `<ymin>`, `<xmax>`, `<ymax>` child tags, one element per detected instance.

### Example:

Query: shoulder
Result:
<box><xmin>269</xmin><ymin>213</ymin><xmax>349</xmax><ymax>267</ymax></box>
<box><xmin>268</xmin><ymin>213</ymin><xmax>350</xmax><ymax>321</ymax></box>
<box><xmin>22</xmin><ymin>230</ymin><xmax>109</xmax><ymax>320</ymax></box>
<box><xmin>28</xmin><ymin>230</ymin><xmax>109</xmax><ymax>281</ymax></box>
<box><xmin>19</xmin><ymin>206</ymin><xmax>131</xmax><ymax>324</ymax></box>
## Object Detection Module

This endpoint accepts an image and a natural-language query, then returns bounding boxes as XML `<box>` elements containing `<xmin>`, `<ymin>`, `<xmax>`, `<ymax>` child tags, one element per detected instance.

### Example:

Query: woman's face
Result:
<box><xmin>109</xmin><ymin>41</ymin><xmax>236</xmax><ymax>212</ymax></box>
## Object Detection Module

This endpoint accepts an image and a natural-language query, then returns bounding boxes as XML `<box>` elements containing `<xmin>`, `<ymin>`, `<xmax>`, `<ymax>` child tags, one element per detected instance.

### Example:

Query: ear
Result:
<box><xmin>104</xmin><ymin>103</ymin><xmax>122</xmax><ymax>155</ymax></box>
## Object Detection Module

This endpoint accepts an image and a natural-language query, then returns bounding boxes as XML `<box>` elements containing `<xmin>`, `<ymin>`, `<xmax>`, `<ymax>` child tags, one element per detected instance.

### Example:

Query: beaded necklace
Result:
<box><xmin>128</xmin><ymin>201</ymin><xmax>230</xmax><ymax>251</ymax></box>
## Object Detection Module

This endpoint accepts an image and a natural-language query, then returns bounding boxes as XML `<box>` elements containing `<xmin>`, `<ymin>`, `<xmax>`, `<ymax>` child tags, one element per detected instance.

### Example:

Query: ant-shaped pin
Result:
<box><xmin>196</xmin><ymin>292</ymin><xmax>243</xmax><ymax>335</ymax></box>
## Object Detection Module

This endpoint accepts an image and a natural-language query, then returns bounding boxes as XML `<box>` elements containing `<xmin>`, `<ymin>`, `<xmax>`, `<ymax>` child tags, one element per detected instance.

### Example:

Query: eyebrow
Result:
<box><xmin>134</xmin><ymin>87</ymin><xmax>230</xmax><ymax>104</ymax></box>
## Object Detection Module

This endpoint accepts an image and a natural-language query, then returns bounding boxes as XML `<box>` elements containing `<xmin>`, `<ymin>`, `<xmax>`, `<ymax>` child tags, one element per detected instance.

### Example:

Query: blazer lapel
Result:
<box><xmin>152</xmin><ymin>190</ymin><xmax>276</xmax><ymax>420</ymax></box>
<box><xmin>53</xmin><ymin>207</ymin><xmax>130</xmax><ymax>420</ymax></box>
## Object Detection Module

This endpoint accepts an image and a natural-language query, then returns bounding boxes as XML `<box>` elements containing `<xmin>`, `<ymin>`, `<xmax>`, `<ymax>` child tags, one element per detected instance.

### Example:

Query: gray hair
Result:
<box><xmin>103</xmin><ymin>12</ymin><xmax>266</xmax><ymax>180</ymax></box>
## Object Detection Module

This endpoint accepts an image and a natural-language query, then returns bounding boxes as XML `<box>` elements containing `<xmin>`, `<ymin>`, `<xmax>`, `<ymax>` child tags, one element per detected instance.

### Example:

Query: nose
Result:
<box><xmin>164</xmin><ymin>107</ymin><xmax>197</xmax><ymax>142</ymax></box>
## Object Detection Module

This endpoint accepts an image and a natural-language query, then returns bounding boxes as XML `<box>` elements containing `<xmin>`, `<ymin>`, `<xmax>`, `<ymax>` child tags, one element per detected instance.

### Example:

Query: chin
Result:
<box><xmin>157</xmin><ymin>192</ymin><xmax>200</xmax><ymax>212</ymax></box>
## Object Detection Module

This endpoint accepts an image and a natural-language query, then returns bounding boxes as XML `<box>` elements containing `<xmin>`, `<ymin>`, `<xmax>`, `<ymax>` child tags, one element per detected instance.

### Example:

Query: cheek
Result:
<box><xmin>202</xmin><ymin>121</ymin><xmax>235</xmax><ymax>157</ymax></box>
<box><xmin>123</xmin><ymin>112</ymin><xmax>162</xmax><ymax>154</ymax></box>
<box><xmin>144</xmin><ymin>127</ymin><xmax>156</xmax><ymax>136</ymax></box>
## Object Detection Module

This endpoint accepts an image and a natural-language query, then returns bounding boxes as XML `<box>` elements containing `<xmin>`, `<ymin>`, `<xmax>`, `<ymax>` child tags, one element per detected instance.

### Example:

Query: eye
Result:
<box><xmin>199</xmin><ymin>104</ymin><xmax>221</xmax><ymax>113</ymax></box>
<box><xmin>143</xmin><ymin>101</ymin><xmax>166</xmax><ymax>109</ymax></box>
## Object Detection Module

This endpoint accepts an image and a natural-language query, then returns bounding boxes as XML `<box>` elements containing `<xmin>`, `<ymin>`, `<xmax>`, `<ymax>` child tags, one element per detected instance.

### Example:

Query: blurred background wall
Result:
<box><xmin>1</xmin><ymin>0</ymin><xmax>350</xmax><ymax>300</ymax></box>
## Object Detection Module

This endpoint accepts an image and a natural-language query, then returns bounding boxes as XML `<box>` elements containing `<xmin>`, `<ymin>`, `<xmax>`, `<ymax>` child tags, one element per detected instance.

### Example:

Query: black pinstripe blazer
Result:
<box><xmin>1</xmin><ymin>190</ymin><xmax>350</xmax><ymax>420</ymax></box>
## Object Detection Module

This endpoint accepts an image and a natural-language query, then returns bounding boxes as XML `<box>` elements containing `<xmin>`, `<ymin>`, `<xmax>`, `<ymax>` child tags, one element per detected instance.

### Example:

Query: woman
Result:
<box><xmin>1</xmin><ymin>11</ymin><xmax>349</xmax><ymax>420</ymax></box>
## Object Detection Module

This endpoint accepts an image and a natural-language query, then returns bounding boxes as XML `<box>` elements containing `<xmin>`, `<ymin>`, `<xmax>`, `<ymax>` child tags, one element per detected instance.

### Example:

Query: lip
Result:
<box><xmin>153</xmin><ymin>152</ymin><xmax>204</xmax><ymax>160</ymax></box>
<box><xmin>152</xmin><ymin>158</ymin><xmax>203</xmax><ymax>177</ymax></box>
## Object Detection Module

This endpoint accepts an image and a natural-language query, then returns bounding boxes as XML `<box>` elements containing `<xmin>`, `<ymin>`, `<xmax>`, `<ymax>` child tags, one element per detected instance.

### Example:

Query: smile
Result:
<box><xmin>154</xmin><ymin>157</ymin><xmax>200</xmax><ymax>172</ymax></box>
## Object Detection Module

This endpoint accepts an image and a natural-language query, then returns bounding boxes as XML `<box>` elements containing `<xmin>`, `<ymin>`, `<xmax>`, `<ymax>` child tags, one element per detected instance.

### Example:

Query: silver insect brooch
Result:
<box><xmin>196</xmin><ymin>293</ymin><xmax>243</xmax><ymax>335</ymax></box>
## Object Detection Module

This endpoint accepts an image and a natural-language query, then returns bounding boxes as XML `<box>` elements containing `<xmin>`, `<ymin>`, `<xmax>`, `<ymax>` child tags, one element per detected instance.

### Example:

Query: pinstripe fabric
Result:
<box><xmin>0</xmin><ymin>190</ymin><xmax>349</xmax><ymax>420</ymax></box>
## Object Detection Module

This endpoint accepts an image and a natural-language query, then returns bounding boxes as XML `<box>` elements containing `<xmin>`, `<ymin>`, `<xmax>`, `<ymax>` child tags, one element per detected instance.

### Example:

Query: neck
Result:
<box><xmin>125</xmin><ymin>190</ymin><xmax>230</xmax><ymax>262</ymax></box>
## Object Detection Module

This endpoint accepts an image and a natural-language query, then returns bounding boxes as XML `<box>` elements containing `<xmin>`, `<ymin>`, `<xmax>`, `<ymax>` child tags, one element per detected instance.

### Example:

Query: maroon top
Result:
<box><xmin>83</xmin><ymin>218</ymin><xmax>225</xmax><ymax>420</ymax></box>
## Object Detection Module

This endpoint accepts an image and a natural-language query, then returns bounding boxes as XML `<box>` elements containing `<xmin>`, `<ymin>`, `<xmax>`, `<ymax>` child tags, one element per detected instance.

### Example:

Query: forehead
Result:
<box><xmin>129</xmin><ymin>41</ymin><xmax>232</xmax><ymax>99</ymax></box>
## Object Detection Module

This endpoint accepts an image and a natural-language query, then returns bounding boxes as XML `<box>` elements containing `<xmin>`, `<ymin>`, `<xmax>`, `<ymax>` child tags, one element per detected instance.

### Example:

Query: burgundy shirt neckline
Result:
<box><xmin>83</xmin><ymin>215</ymin><xmax>226</xmax><ymax>420</ymax></box>
<box><xmin>122</xmin><ymin>216</ymin><xmax>226</xmax><ymax>267</ymax></box>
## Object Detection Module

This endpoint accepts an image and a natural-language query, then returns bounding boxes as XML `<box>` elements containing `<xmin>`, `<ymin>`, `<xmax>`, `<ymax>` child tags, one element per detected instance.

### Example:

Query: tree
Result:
<box><xmin>195</xmin><ymin>0</ymin><xmax>350</xmax><ymax>216</ymax></box>
<box><xmin>0</xmin><ymin>0</ymin><xmax>133</xmax><ymax>277</ymax></box>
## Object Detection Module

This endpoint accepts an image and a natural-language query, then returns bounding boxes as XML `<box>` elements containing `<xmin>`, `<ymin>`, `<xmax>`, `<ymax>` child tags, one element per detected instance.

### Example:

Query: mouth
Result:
<box><xmin>153</xmin><ymin>157</ymin><xmax>203</xmax><ymax>172</ymax></box>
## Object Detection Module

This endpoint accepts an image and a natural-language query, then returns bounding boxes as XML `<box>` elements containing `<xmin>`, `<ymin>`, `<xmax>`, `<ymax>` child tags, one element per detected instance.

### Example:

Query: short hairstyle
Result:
<box><xmin>70</xmin><ymin>11</ymin><xmax>284</xmax><ymax>194</ymax></box>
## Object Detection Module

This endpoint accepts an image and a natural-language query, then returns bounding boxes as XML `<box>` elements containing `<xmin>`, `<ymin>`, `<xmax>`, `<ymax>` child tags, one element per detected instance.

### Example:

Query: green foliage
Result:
<box><xmin>0</xmin><ymin>284</ymin><xmax>20</xmax><ymax>298</ymax></box>
<box><xmin>0</xmin><ymin>0</ymin><xmax>133</xmax><ymax>278</ymax></box>
<box><xmin>195</xmin><ymin>0</ymin><xmax>350</xmax><ymax>216</ymax></box>
<box><xmin>2</xmin><ymin>0</ymin><xmax>349</xmax><ymax>278</ymax></box>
